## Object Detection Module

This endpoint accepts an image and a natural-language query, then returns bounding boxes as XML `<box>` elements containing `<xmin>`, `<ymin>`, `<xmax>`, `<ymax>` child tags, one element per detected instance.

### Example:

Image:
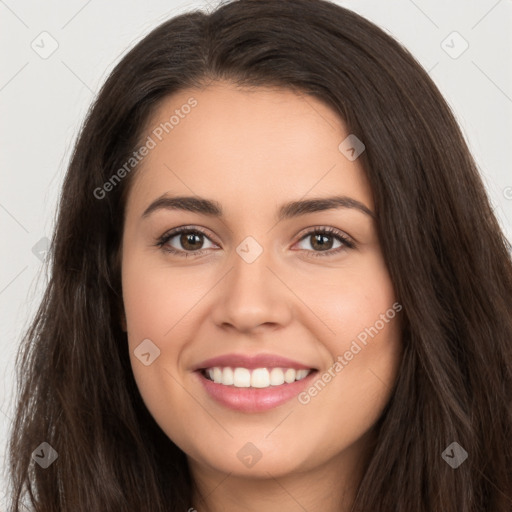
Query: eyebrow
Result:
<box><xmin>142</xmin><ymin>194</ymin><xmax>375</xmax><ymax>221</ymax></box>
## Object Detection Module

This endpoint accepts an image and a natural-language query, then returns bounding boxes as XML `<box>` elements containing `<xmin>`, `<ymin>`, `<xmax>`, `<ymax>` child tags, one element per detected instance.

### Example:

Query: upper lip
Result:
<box><xmin>192</xmin><ymin>353</ymin><xmax>317</xmax><ymax>371</ymax></box>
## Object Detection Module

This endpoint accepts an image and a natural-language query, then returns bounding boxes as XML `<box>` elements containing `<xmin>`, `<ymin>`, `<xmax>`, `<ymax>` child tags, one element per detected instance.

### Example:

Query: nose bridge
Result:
<box><xmin>212</xmin><ymin>235</ymin><xmax>292</xmax><ymax>332</ymax></box>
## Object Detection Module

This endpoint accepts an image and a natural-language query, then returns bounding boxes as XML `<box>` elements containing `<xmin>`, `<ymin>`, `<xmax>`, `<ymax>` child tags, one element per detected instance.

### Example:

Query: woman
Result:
<box><xmin>7</xmin><ymin>0</ymin><xmax>512</xmax><ymax>510</ymax></box>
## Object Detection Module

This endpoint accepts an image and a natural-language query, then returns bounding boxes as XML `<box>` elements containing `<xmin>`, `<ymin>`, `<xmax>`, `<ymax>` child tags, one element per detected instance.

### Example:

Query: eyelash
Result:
<box><xmin>155</xmin><ymin>225</ymin><xmax>356</xmax><ymax>259</ymax></box>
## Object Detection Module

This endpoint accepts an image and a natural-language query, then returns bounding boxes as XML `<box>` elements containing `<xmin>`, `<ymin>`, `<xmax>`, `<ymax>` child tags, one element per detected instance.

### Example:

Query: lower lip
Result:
<box><xmin>195</xmin><ymin>370</ymin><xmax>318</xmax><ymax>413</ymax></box>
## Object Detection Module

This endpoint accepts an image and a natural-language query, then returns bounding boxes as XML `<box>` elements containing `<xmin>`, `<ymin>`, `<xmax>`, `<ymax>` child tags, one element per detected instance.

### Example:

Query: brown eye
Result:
<box><xmin>295</xmin><ymin>227</ymin><xmax>355</xmax><ymax>257</ymax></box>
<box><xmin>156</xmin><ymin>227</ymin><xmax>217</xmax><ymax>257</ymax></box>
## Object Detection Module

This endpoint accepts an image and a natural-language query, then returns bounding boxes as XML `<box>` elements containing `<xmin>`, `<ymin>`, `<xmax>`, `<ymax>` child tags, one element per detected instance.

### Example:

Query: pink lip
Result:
<box><xmin>192</xmin><ymin>353</ymin><xmax>316</xmax><ymax>371</ymax></box>
<box><xmin>194</xmin><ymin>369</ymin><xmax>318</xmax><ymax>413</ymax></box>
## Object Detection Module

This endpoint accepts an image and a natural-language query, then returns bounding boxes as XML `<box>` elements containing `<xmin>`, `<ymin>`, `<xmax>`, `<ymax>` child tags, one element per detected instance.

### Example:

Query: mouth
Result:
<box><xmin>194</xmin><ymin>365</ymin><xmax>319</xmax><ymax>413</ymax></box>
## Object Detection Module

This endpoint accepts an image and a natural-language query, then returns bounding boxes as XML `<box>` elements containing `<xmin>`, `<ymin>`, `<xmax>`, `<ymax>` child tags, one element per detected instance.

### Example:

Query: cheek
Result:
<box><xmin>121</xmin><ymin>252</ymin><xmax>204</xmax><ymax>338</ymax></box>
<box><xmin>315</xmin><ymin>252</ymin><xmax>398</xmax><ymax>345</ymax></box>
<box><xmin>121</xmin><ymin>252</ymin><xmax>206</xmax><ymax>409</ymax></box>
<box><xmin>121</xmin><ymin>255</ymin><xmax>177</xmax><ymax>390</ymax></box>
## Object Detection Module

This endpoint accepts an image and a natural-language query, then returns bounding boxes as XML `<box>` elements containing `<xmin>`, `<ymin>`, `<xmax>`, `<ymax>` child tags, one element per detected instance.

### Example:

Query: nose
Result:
<box><xmin>210</xmin><ymin>240</ymin><xmax>293</xmax><ymax>334</ymax></box>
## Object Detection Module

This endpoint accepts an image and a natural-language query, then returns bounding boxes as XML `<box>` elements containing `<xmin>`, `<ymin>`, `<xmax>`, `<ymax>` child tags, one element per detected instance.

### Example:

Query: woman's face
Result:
<box><xmin>121</xmin><ymin>81</ymin><xmax>402</xmax><ymax>484</ymax></box>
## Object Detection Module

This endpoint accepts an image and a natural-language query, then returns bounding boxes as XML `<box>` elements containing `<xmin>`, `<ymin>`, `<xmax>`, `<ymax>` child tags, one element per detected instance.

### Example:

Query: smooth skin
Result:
<box><xmin>121</xmin><ymin>81</ymin><xmax>403</xmax><ymax>512</ymax></box>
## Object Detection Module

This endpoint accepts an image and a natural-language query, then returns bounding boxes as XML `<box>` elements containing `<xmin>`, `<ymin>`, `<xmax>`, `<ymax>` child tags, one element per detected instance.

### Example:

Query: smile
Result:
<box><xmin>195</xmin><ymin>367</ymin><xmax>318</xmax><ymax>413</ymax></box>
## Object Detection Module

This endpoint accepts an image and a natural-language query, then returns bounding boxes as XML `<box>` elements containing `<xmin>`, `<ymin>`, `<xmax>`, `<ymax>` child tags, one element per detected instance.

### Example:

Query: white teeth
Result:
<box><xmin>213</xmin><ymin>367</ymin><xmax>223</xmax><ymax>384</ymax></box>
<box><xmin>284</xmin><ymin>368</ymin><xmax>296</xmax><ymax>383</ymax></box>
<box><xmin>203</xmin><ymin>367</ymin><xmax>312</xmax><ymax>388</ymax></box>
<box><xmin>233</xmin><ymin>367</ymin><xmax>251</xmax><ymax>387</ymax></box>
<box><xmin>269</xmin><ymin>367</ymin><xmax>285</xmax><ymax>386</ymax></box>
<box><xmin>221</xmin><ymin>367</ymin><xmax>234</xmax><ymax>385</ymax></box>
<box><xmin>296</xmin><ymin>369</ymin><xmax>309</xmax><ymax>380</ymax></box>
<box><xmin>251</xmin><ymin>368</ymin><xmax>270</xmax><ymax>388</ymax></box>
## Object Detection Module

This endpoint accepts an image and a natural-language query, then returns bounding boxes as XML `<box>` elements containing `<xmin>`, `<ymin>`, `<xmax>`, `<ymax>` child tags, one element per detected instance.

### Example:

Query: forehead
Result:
<box><xmin>125</xmin><ymin>81</ymin><xmax>373</xmax><ymax>216</ymax></box>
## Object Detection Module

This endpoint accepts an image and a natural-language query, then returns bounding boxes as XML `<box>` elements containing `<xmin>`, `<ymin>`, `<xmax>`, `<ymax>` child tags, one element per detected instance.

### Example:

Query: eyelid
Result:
<box><xmin>294</xmin><ymin>225</ymin><xmax>355</xmax><ymax>246</ymax></box>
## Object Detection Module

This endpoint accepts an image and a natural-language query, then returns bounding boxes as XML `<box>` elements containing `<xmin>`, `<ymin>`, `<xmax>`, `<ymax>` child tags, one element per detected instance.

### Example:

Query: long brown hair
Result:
<box><xmin>7</xmin><ymin>0</ymin><xmax>512</xmax><ymax>510</ymax></box>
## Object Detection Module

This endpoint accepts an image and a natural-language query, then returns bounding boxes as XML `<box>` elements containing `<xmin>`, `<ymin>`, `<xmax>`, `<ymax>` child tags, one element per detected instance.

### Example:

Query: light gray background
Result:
<box><xmin>1</xmin><ymin>0</ymin><xmax>511</xmax><ymax>506</ymax></box>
